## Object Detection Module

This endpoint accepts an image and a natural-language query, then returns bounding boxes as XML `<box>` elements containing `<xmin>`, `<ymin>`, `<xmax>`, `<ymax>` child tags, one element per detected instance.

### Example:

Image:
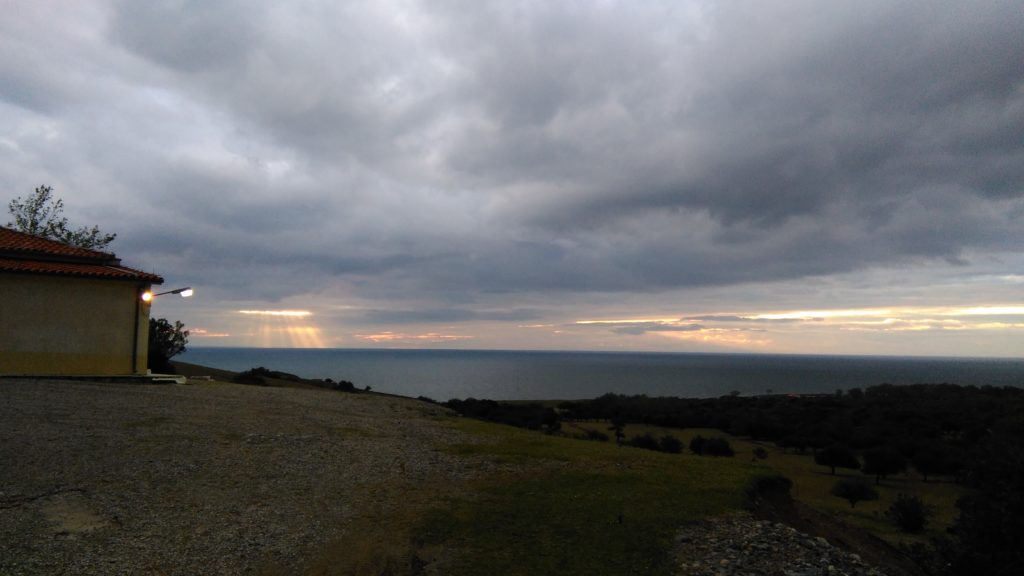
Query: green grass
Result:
<box><xmin>314</xmin><ymin>412</ymin><xmax>962</xmax><ymax>575</ymax></box>
<box><xmin>412</xmin><ymin>418</ymin><xmax>759</xmax><ymax>576</ymax></box>
<box><xmin>571</xmin><ymin>421</ymin><xmax>967</xmax><ymax>547</ymax></box>
<box><xmin>752</xmin><ymin>437</ymin><xmax>965</xmax><ymax>545</ymax></box>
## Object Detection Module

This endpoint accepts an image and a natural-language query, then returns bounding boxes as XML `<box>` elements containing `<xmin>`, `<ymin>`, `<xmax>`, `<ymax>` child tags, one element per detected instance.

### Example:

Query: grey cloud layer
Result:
<box><xmin>3</xmin><ymin>0</ymin><xmax>1022</xmax><ymax>307</ymax></box>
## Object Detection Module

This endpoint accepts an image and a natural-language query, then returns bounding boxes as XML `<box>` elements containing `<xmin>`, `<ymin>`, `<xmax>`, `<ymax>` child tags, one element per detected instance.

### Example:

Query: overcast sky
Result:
<box><xmin>2</xmin><ymin>0</ymin><xmax>1023</xmax><ymax>356</ymax></box>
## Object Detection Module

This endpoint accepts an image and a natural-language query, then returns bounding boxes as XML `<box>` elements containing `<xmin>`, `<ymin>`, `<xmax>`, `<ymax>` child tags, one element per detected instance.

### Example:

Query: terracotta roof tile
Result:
<box><xmin>0</xmin><ymin>258</ymin><xmax>164</xmax><ymax>283</ymax></box>
<box><xmin>0</xmin><ymin>227</ymin><xmax>163</xmax><ymax>284</ymax></box>
<box><xmin>0</xmin><ymin>227</ymin><xmax>114</xmax><ymax>260</ymax></box>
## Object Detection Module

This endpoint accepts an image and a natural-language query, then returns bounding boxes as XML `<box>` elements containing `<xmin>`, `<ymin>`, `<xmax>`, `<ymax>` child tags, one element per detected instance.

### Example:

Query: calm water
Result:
<box><xmin>179</xmin><ymin>348</ymin><xmax>1024</xmax><ymax>401</ymax></box>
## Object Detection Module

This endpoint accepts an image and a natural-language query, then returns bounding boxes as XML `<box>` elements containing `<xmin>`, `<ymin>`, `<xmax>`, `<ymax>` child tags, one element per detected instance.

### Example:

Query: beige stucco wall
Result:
<box><xmin>0</xmin><ymin>274</ymin><xmax>153</xmax><ymax>375</ymax></box>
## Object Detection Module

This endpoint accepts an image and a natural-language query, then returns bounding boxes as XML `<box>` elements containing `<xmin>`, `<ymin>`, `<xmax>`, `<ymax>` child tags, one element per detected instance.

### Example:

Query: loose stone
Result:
<box><xmin>674</xmin><ymin>513</ymin><xmax>892</xmax><ymax>576</ymax></box>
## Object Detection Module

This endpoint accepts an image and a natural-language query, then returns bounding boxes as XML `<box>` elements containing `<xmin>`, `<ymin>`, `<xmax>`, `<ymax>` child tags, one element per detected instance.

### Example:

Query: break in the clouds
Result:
<box><xmin>2</xmin><ymin>1</ymin><xmax>1022</xmax><ymax>356</ymax></box>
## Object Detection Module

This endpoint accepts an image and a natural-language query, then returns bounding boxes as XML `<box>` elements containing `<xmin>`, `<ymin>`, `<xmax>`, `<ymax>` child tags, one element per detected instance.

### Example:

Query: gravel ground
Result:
<box><xmin>0</xmin><ymin>379</ymin><xmax>479</xmax><ymax>575</ymax></box>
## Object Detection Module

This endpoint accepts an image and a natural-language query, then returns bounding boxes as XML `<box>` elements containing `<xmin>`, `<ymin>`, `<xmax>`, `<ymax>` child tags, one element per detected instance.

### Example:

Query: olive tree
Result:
<box><xmin>148</xmin><ymin>318</ymin><xmax>189</xmax><ymax>373</ymax></box>
<box><xmin>814</xmin><ymin>444</ymin><xmax>860</xmax><ymax>475</ymax></box>
<box><xmin>830</xmin><ymin>477</ymin><xmax>879</xmax><ymax>508</ymax></box>
<box><xmin>6</xmin><ymin>185</ymin><xmax>116</xmax><ymax>250</ymax></box>
<box><xmin>863</xmin><ymin>446</ymin><xmax>907</xmax><ymax>485</ymax></box>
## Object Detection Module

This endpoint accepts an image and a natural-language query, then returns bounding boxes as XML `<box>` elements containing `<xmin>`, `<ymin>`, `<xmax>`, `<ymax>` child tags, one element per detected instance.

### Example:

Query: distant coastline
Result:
<box><xmin>179</xmin><ymin>347</ymin><xmax>1024</xmax><ymax>401</ymax></box>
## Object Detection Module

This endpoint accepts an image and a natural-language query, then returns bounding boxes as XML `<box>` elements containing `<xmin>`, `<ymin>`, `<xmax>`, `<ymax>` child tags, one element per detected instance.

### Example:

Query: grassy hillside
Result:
<box><xmin>412</xmin><ymin>419</ymin><xmax>762</xmax><ymax>576</ymax></box>
<box><xmin>163</xmin><ymin>364</ymin><xmax>958</xmax><ymax>574</ymax></box>
<box><xmin>162</xmin><ymin>364</ymin><xmax>765</xmax><ymax>575</ymax></box>
<box><xmin>308</xmin><ymin>417</ymin><xmax>763</xmax><ymax>576</ymax></box>
<box><xmin>569</xmin><ymin>421</ymin><xmax>966</xmax><ymax>548</ymax></box>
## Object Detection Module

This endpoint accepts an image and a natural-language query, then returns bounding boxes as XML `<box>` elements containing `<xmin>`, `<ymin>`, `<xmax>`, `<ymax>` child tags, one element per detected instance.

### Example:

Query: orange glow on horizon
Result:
<box><xmin>752</xmin><ymin>308</ymin><xmax>893</xmax><ymax>320</ymax></box>
<box><xmin>661</xmin><ymin>329</ymin><xmax>771</xmax><ymax>347</ymax></box>
<box><xmin>189</xmin><ymin>328</ymin><xmax>231</xmax><ymax>338</ymax></box>
<box><xmin>572</xmin><ymin>303</ymin><xmax>1024</xmax><ymax>352</ymax></box>
<box><xmin>576</xmin><ymin>317</ymin><xmax>681</xmax><ymax>325</ymax></box>
<box><xmin>355</xmin><ymin>331</ymin><xmax>473</xmax><ymax>343</ymax></box>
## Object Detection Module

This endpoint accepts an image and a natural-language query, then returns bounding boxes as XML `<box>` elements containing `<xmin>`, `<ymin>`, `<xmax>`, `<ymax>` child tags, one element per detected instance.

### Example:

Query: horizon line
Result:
<box><xmin>181</xmin><ymin>345</ymin><xmax>1023</xmax><ymax>362</ymax></box>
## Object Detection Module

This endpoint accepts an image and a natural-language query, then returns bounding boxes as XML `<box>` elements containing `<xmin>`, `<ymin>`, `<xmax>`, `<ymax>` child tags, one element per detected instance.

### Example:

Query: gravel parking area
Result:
<box><xmin>0</xmin><ymin>379</ymin><xmax>477</xmax><ymax>575</ymax></box>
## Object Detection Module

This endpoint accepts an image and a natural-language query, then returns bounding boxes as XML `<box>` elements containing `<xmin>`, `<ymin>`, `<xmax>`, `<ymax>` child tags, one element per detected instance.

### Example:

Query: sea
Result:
<box><xmin>177</xmin><ymin>348</ymin><xmax>1024</xmax><ymax>401</ymax></box>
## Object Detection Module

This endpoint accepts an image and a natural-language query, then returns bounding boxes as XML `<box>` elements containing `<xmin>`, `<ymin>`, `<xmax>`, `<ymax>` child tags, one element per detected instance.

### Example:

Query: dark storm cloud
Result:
<box><xmin>3</xmin><ymin>0</ymin><xmax>1023</xmax><ymax>309</ymax></box>
<box><xmin>111</xmin><ymin>1</ymin><xmax>260</xmax><ymax>74</ymax></box>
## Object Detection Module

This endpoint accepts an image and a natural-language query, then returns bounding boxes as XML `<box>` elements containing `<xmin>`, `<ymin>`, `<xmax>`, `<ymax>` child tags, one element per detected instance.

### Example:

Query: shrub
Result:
<box><xmin>608</xmin><ymin>416</ymin><xmax>626</xmax><ymax>444</ymax></box>
<box><xmin>830</xmin><ymin>478</ymin><xmax>879</xmax><ymax>508</ymax></box>
<box><xmin>623</xmin><ymin>433</ymin><xmax>684</xmax><ymax>454</ymax></box>
<box><xmin>583</xmin><ymin>429</ymin><xmax>610</xmax><ymax>442</ymax></box>
<box><xmin>543</xmin><ymin>414</ymin><xmax>561</xmax><ymax>435</ymax></box>
<box><xmin>887</xmin><ymin>494</ymin><xmax>930</xmax><ymax>533</ymax></box>
<box><xmin>443</xmin><ymin>399</ymin><xmax>559</xmax><ymax>431</ymax></box>
<box><xmin>752</xmin><ymin>447</ymin><xmax>769</xmax><ymax>460</ymax></box>
<box><xmin>231</xmin><ymin>366</ymin><xmax>316</xmax><ymax>387</ymax></box>
<box><xmin>659</xmin><ymin>435</ymin><xmax>683</xmax><ymax>454</ymax></box>
<box><xmin>689</xmin><ymin>435</ymin><xmax>706</xmax><ymax>455</ymax></box>
<box><xmin>232</xmin><ymin>369</ymin><xmax>267</xmax><ymax>386</ymax></box>
<box><xmin>743</xmin><ymin>473</ymin><xmax>793</xmax><ymax>510</ymax></box>
<box><xmin>704</xmin><ymin>437</ymin><xmax>735</xmax><ymax>457</ymax></box>
<box><xmin>628</xmin><ymin>433</ymin><xmax>660</xmax><ymax>451</ymax></box>
<box><xmin>689</xmin><ymin>435</ymin><xmax>735</xmax><ymax>456</ymax></box>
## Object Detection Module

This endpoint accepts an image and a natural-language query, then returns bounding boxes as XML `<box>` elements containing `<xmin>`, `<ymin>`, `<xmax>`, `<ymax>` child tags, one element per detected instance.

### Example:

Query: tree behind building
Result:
<box><xmin>6</xmin><ymin>185</ymin><xmax>116</xmax><ymax>250</ymax></box>
<box><xmin>148</xmin><ymin>318</ymin><xmax>189</xmax><ymax>373</ymax></box>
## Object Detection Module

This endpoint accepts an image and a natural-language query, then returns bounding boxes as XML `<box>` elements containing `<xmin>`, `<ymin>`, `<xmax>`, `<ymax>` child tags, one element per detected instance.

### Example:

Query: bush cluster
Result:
<box><xmin>743</xmin><ymin>473</ymin><xmax>793</xmax><ymax>510</ymax></box>
<box><xmin>231</xmin><ymin>368</ymin><xmax>360</xmax><ymax>392</ymax></box>
<box><xmin>887</xmin><ymin>493</ymin><xmax>930</xmax><ymax>533</ymax></box>
<box><xmin>441</xmin><ymin>384</ymin><xmax>1024</xmax><ymax>576</ymax></box>
<box><xmin>444</xmin><ymin>398</ymin><xmax>560</xmax><ymax>432</ymax></box>
<box><xmin>558</xmin><ymin>385</ymin><xmax>1023</xmax><ymax>480</ymax></box>
<box><xmin>323</xmin><ymin>378</ymin><xmax>356</xmax><ymax>392</ymax></box>
<box><xmin>830</xmin><ymin>478</ymin><xmax>879</xmax><ymax>508</ymax></box>
<box><xmin>232</xmin><ymin>366</ymin><xmax>306</xmax><ymax>386</ymax></box>
<box><xmin>689</xmin><ymin>435</ymin><xmax>735</xmax><ymax>457</ymax></box>
<box><xmin>626</xmin><ymin>433</ymin><xmax>683</xmax><ymax>454</ymax></box>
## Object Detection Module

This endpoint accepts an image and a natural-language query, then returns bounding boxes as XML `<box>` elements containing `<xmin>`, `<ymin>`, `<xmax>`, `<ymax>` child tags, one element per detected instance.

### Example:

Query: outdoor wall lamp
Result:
<box><xmin>141</xmin><ymin>287</ymin><xmax>193</xmax><ymax>302</ymax></box>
